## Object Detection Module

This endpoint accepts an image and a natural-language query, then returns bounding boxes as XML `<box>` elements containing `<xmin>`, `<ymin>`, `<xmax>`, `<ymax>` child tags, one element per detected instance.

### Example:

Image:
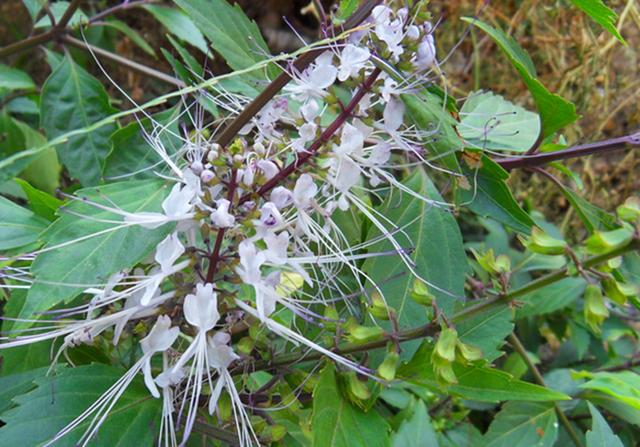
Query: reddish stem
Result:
<box><xmin>239</xmin><ymin>67</ymin><xmax>382</xmax><ymax>205</ymax></box>
<box><xmin>205</xmin><ymin>169</ymin><xmax>237</xmax><ymax>283</ymax></box>
<box><xmin>497</xmin><ymin>131</ymin><xmax>640</xmax><ymax>170</ymax></box>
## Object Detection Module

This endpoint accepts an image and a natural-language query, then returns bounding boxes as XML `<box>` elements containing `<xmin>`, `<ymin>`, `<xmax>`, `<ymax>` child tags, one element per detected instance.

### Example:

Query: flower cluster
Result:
<box><xmin>0</xmin><ymin>3</ymin><xmax>448</xmax><ymax>446</ymax></box>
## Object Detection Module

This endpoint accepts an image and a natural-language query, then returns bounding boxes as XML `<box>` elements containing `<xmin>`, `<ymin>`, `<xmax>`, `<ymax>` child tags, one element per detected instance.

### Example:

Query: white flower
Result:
<box><xmin>124</xmin><ymin>182</ymin><xmax>196</xmax><ymax>229</ymax></box>
<box><xmin>293</xmin><ymin>174</ymin><xmax>317</xmax><ymax>210</ymax></box>
<box><xmin>381</xmin><ymin>77</ymin><xmax>400</xmax><ymax>102</ymax></box>
<box><xmin>207</xmin><ymin>332</ymin><xmax>239</xmax><ymax>370</ymax></box>
<box><xmin>183</xmin><ymin>283</ymin><xmax>220</xmax><ymax>331</ymax></box>
<box><xmin>286</xmin><ymin>51</ymin><xmax>337</xmax><ymax>103</ymax></box>
<box><xmin>372</xmin><ymin>6</ymin><xmax>404</xmax><ymax>58</ymax></box>
<box><xmin>415</xmin><ymin>27</ymin><xmax>436</xmax><ymax>70</ymax></box>
<box><xmin>257</xmin><ymin>160</ymin><xmax>279</xmax><ymax>180</ymax></box>
<box><xmin>155</xmin><ymin>233</ymin><xmax>185</xmax><ymax>273</ymax></box>
<box><xmin>236</xmin><ymin>240</ymin><xmax>266</xmax><ymax>286</ymax></box>
<box><xmin>211</xmin><ymin>199</ymin><xmax>235</xmax><ymax>228</ymax></box>
<box><xmin>338</xmin><ymin>44</ymin><xmax>371</xmax><ymax>81</ymax></box>
<box><xmin>140</xmin><ymin>315</ymin><xmax>181</xmax><ymax>398</ymax></box>
<box><xmin>300</xmin><ymin>100</ymin><xmax>320</xmax><ymax>122</ymax></box>
<box><xmin>271</xmin><ymin>186</ymin><xmax>293</xmax><ymax>209</ymax></box>
<box><xmin>292</xmin><ymin>122</ymin><xmax>317</xmax><ymax>153</ymax></box>
<box><xmin>383</xmin><ymin>97</ymin><xmax>405</xmax><ymax>132</ymax></box>
<box><xmin>331</xmin><ymin>156</ymin><xmax>361</xmax><ymax>193</ymax></box>
<box><xmin>334</xmin><ymin>123</ymin><xmax>365</xmax><ymax>157</ymax></box>
<box><xmin>264</xmin><ymin>231</ymin><xmax>289</xmax><ymax>265</ymax></box>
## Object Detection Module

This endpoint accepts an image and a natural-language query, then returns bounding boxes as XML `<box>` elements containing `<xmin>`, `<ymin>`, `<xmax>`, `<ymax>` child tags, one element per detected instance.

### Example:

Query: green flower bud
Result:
<box><xmin>617</xmin><ymin>197</ymin><xmax>640</xmax><ymax>222</ymax></box>
<box><xmin>411</xmin><ymin>279</ymin><xmax>435</xmax><ymax>306</ymax></box>
<box><xmin>585</xmin><ymin>225</ymin><xmax>634</xmax><ymax>254</ymax></box>
<box><xmin>236</xmin><ymin>336</ymin><xmax>254</xmax><ymax>355</ymax></box>
<box><xmin>378</xmin><ymin>351</ymin><xmax>400</xmax><ymax>381</ymax></box>
<box><xmin>526</xmin><ymin>227</ymin><xmax>567</xmax><ymax>255</ymax></box>
<box><xmin>434</xmin><ymin>327</ymin><xmax>458</xmax><ymax>363</ymax></box>
<box><xmin>347</xmin><ymin>325</ymin><xmax>386</xmax><ymax>344</ymax></box>
<box><xmin>345</xmin><ymin>371</ymin><xmax>371</xmax><ymax>403</ymax></box>
<box><xmin>602</xmin><ymin>278</ymin><xmax>639</xmax><ymax>305</ymax></box>
<box><xmin>584</xmin><ymin>284</ymin><xmax>609</xmax><ymax>334</ymax></box>
<box><xmin>456</xmin><ymin>341</ymin><xmax>483</xmax><ymax>362</ymax></box>
<box><xmin>369</xmin><ymin>292</ymin><xmax>393</xmax><ymax>320</ymax></box>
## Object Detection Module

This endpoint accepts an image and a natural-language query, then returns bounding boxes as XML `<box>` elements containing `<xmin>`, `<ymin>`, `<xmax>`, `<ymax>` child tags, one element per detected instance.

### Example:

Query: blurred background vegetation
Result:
<box><xmin>1</xmin><ymin>0</ymin><xmax>638</xmax><ymax>219</ymax></box>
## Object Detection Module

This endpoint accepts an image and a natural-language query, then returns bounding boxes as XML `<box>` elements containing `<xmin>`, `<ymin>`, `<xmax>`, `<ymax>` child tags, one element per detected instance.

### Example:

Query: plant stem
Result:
<box><xmin>60</xmin><ymin>35</ymin><xmax>185</xmax><ymax>87</ymax></box>
<box><xmin>57</xmin><ymin>0</ymin><xmax>82</xmax><ymax>29</ymax></box>
<box><xmin>497</xmin><ymin>131</ymin><xmax>640</xmax><ymax>171</ymax></box>
<box><xmin>88</xmin><ymin>0</ymin><xmax>157</xmax><ymax>24</ymax></box>
<box><xmin>235</xmin><ymin>239</ymin><xmax>638</xmax><ymax>374</ymax></box>
<box><xmin>214</xmin><ymin>0</ymin><xmax>382</xmax><ymax>148</ymax></box>
<box><xmin>241</xmin><ymin>67</ymin><xmax>382</xmax><ymax>204</ymax></box>
<box><xmin>509</xmin><ymin>333</ymin><xmax>585</xmax><ymax>447</ymax></box>
<box><xmin>0</xmin><ymin>29</ymin><xmax>58</xmax><ymax>59</ymax></box>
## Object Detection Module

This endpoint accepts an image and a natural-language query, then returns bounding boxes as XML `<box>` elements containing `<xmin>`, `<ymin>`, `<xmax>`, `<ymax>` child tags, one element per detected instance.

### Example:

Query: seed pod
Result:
<box><xmin>456</xmin><ymin>341</ymin><xmax>483</xmax><ymax>362</ymax></box>
<box><xmin>617</xmin><ymin>197</ymin><xmax>640</xmax><ymax>222</ymax></box>
<box><xmin>377</xmin><ymin>351</ymin><xmax>400</xmax><ymax>381</ymax></box>
<box><xmin>411</xmin><ymin>279</ymin><xmax>434</xmax><ymax>306</ymax></box>
<box><xmin>602</xmin><ymin>278</ymin><xmax>639</xmax><ymax>305</ymax></box>
<box><xmin>347</xmin><ymin>325</ymin><xmax>385</xmax><ymax>344</ymax></box>
<box><xmin>584</xmin><ymin>284</ymin><xmax>608</xmax><ymax>334</ymax></box>
<box><xmin>369</xmin><ymin>292</ymin><xmax>394</xmax><ymax>320</ymax></box>
<box><xmin>434</xmin><ymin>327</ymin><xmax>458</xmax><ymax>363</ymax></box>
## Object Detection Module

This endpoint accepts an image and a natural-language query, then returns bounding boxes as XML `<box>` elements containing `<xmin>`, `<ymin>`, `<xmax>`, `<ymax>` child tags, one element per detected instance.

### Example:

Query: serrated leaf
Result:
<box><xmin>401</xmin><ymin>344</ymin><xmax>570</xmax><ymax>402</ymax></box>
<box><xmin>0</xmin><ymin>64</ymin><xmax>35</xmax><ymax>91</ymax></box>
<box><xmin>14</xmin><ymin>178</ymin><xmax>63</xmax><ymax>221</ymax></box>
<box><xmin>19</xmin><ymin>180</ymin><xmax>173</xmax><ymax>323</ymax></box>
<box><xmin>0</xmin><ymin>195</ymin><xmax>48</xmax><ymax>250</ymax></box>
<box><xmin>311</xmin><ymin>365</ymin><xmax>390</xmax><ymax>447</ymax></box>
<box><xmin>0</xmin><ymin>364</ymin><xmax>162</xmax><ymax>446</ymax></box>
<box><xmin>457</xmin><ymin>155</ymin><xmax>535</xmax><ymax>233</ymax></box>
<box><xmin>483</xmin><ymin>402</ymin><xmax>558</xmax><ymax>447</ymax></box>
<box><xmin>459</xmin><ymin>91</ymin><xmax>540</xmax><ymax>152</ymax></box>
<box><xmin>586</xmin><ymin>402</ymin><xmax>623</xmax><ymax>447</ymax></box>
<box><xmin>391</xmin><ymin>399</ymin><xmax>438</xmax><ymax>447</ymax></box>
<box><xmin>0</xmin><ymin>367</ymin><xmax>47</xmax><ymax>413</ymax></box>
<box><xmin>462</xmin><ymin>18</ymin><xmax>578</xmax><ymax>138</ymax></box>
<box><xmin>173</xmin><ymin>0</ymin><xmax>276</xmax><ymax>77</ymax></box>
<box><xmin>570</xmin><ymin>0</ymin><xmax>626</xmax><ymax>44</ymax></box>
<box><xmin>143</xmin><ymin>4</ymin><xmax>208</xmax><ymax>54</ymax></box>
<box><xmin>363</xmin><ymin>169</ymin><xmax>467</xmax><ymax>358</ymax></box>
<box><xmin>40</xmin><ymin>54</ymin><xmax>118</xmax><ymax>186</ymax></box>
<box><xmin>515</xmin><ymin>277</ymin><xmax>587</xmax><ymax>319</ymax></box>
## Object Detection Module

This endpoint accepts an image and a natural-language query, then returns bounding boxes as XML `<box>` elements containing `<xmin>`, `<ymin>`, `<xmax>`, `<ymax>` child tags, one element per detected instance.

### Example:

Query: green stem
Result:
<box><xmin>235</xmin><ymin>240</ymin><xmax>638</xmax><ymax>374</ymax></box>
<box><xmin>509</xmin><ymin>333</ymin><xmax>585</xmax><ymax>447</ymax></box>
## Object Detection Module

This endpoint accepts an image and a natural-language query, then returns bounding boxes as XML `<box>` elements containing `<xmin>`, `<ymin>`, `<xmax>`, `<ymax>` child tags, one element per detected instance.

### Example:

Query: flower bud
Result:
<box><xmin>584</xmin><ymin>284</ymin><xmax>608</xmax><ymax>334</ymax></box>
<box><xmin>525</xmin><ymin>227</ymin><xmax>567</xmax><ymax>255</ymax></box>
<box><xmin>200</xmin><ymin>169</ymin><xmax>215</xmax><ymax>183</ymax></box>
<box><xmin>377</xmin><ymin>351</ymin><xmax>399</xmax><ymax>381</ymax></box>
<box><xmin>585</xmin><ymin>225</ymin><xmax>634</xmax><ymax>254</ymax></box>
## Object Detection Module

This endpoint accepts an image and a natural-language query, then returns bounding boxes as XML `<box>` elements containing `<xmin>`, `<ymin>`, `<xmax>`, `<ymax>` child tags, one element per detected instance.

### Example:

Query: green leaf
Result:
<box><xmin>459</xmin><ymin>91</ymin><xmax>540</xmax><ymax>152</ymax></box>
<box><xmin>103</xmin><ymin>107</ymin><xmax>182</xmax><ymax>181</ymax></box>
<box><xmin>0</xmin><ymin>367</ymin><xmax>47</xmax><ymax>413</ymax></box>
<box><xmin>401</xmin><ymin>344</ymin><xmax>570</xmax><ymax>402</ymax></box>
<box><xmin>462</xmin><ymin>18</ymin><xmax>578</xmax><ymax>138</ymax></box>
<box><xmin>14</xmin><ymin>178</ymin><xmax>63</xmax><ymax>221</ymax></box>
<box><xmin>559</xmin><ymin>185</ymin><xmax>617</xmax><ymax>233</ymax></box>
<box><xmin>570</xmin><ymin>0</ymin><xmax>626</xmax><ymax>44</ymax></box>
<box><xmin>515</xmin><ymin>277</ymin><xmax>587</xmax><ymax>319</ymax></box>
<box><xmin>483</xmin><ymin>402</ymin><xmax>558</xmax><ymax>447</ymax></box>
<box><xmin>586</xmin><ymin>402</ymin><xmax>624</xmax><ymax>447</ymax></box>
<box><xmin>143</xmin><ymin>4</ymin><xmax>208</xmax><ymax>54</ymax></box>
<box><xmin>401</xmin><ymin>93</ymin><xmax>462</xmax><ymax>172</ymax></box>
<box><xmin>40</xmin><ymin>54</ymin><xmax>118</xmax><ymax>186</ymax></box>
<box><xmin>335</xmin><ymin>0</ymin><xmax>359</xmax><ymax>23</ymax></box>
<box><xmin>102</xmin><ymin>19</ymin><xmax>156</xmax><ymax>57</ymax></box>
<box><xmin>0</xmin><ymin>364</ymin><xmax>162</xmax><ymax>446</ymax></box>
<box><xmin>0</xmin><ymin>195</ymin><xmax>48</xmax><ymax>250</ymax></box>
<box><xmin>456</xmin><ymin>304</ymin><xmax>514</xmax><ymax>361</ymax></box>
<box><xmin>13</xmin><ymin>121</ymin><xmax>61</xmax><ymax>194</ymax></box>
<box><xmin>363</xmin><ymin>170</ymin><xmax>467</xmax><ymax>357</ymax></box>
<box><xmin>577</xmin><ymin>371</ymin><xmax>640</xmax><ymax>409</ymax></box>
<box><xmin>391</xmin><ymin>399</ymin><xmax>438</xmax><ymax>447</ymax></box>
<box><xmin>0</xmin><ymin>65</ymin><xmax>35</xmax><ymax>91</ymax></box>
<box><xmin>19</xmin><ymin>180</ymin><xmax>173</xmax><ymax>323</ymax></box>
<box><xmin>34</xmin><ymin>1</ymin><xmax>88</xmax><ymax>28</ymax></box>
<box><xmin>173</xmin><ymin>0</ymin><xmax>275</xmax><ymax>77</ymax></box>
<box><xmin>311</xmin><ymin>365</ymin><xmax>390</xmax><ymax>447</ymax></box>
<box><xmin>457</xmin><ymin>155</ymin><xmax>535</xmax><ymax>233</ymax></box>
<box><xmin>21</xmin><ymin>0</ymin><xmax>44</xmax><ymax>21</ymax></box>
<box><xmin>439</xmin><ymin>423</ymin><xmax>483</xmax><ymax>447</ymax></box>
